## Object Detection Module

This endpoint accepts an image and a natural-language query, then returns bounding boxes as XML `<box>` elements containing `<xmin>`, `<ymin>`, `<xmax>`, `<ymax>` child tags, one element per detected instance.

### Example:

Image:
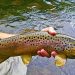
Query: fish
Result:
<box><xmin>0</xmin><ymin>31</ymin><xmax>75</xmax><ymax>67</ymax></box>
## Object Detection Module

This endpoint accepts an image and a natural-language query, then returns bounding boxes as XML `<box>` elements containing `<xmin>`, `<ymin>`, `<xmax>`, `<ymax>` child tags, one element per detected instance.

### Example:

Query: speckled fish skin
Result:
<box><xmin>0</xmin><ymin>31</ymin><xmax>75</xmax><ymax>58</ymax></box>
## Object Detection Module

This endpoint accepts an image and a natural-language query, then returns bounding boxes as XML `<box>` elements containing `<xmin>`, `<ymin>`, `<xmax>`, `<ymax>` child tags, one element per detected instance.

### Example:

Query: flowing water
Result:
<box><xmin>0</xmin><ymin>0</ymin><xmax>75</xmax><ymax>75</ymax></box>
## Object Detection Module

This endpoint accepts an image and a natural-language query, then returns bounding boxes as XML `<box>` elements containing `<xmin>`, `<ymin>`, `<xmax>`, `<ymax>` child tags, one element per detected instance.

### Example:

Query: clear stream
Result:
<box><xmin>0</xmin><ymin>0</ymin><xmax>75</xmax><ymax>75</ymax></box>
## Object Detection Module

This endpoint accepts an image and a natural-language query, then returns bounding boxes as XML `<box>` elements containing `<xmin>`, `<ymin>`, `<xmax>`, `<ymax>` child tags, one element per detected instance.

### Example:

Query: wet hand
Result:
<box><xmin>37</xmin><ymin>49</ymin><xmax>50</xmax><ymax>57</ymax></box>
<box><xmin>37</xmin><ymin>27</ymin><xmax>57</xmax><ymax>57</ymax></box>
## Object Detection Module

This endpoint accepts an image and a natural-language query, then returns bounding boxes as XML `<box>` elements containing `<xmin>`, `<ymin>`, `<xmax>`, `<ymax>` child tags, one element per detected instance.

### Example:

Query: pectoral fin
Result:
<box><xmin>21</xmin><ymin>55</ymin><xmax>32</xmax><ymax>64</ymax></box>
<box><xmin>55</xmin><ymin>53</ymin><xmax>66</xmax><ymax>67</ymax></box>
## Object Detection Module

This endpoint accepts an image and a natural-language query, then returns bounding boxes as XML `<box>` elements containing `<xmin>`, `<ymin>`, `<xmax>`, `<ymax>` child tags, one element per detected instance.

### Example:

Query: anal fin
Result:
<box><xmin>21</xmin><ymin>55</ymin><xmax>32</xmax><ymax>64</ymax></box>
<box><xmin>55</xmin><ymin>53</ymin><xmax>66</xmax><ymax>67</ymax></box>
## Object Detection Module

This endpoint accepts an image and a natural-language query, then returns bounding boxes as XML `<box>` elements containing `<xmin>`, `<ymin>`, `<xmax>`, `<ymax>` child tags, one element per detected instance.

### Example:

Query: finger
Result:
<box><xmin>41</xmin><ymin>27</ymin><xmax>50</xmax><ymax>32</ymax></box>
<box><xmin>51</xmin><ymin>51</ymin><xmax>57</xmax><ymax>57</ymax></box>
<box><xmin>48</xmin><ymin>27</ymin><xmax>56</xmax><ymax>36</ymax></box>
<box><xmin>41</xmin><ymin>27</ymin><xmax>56</xmax><ymax>36</ymax></box>
<box><xmin>40</xmin><ymin>49</ymin><xmax>50</xmax><ymax>57</ymax></box>
<box><xmin>37</xmin><ymin>51</ymin><xmax>44</xmax><ymax>57</ymax></box>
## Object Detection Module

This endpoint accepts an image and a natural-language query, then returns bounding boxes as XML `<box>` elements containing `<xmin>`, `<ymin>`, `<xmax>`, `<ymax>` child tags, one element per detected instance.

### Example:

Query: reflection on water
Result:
<box><xmin>0</xmin><ymin>0</ymin><xmax>75</xmax><ymax>75</ymax></box>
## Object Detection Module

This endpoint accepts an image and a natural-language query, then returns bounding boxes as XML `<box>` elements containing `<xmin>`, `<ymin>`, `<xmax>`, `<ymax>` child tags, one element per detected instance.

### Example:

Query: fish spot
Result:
<box><xmin>63</xmin><ymin>41</ymin><xmax>67</xmax><ymax>44</ymax></box>
<box><xmin>40</xmin><ymin>37</ymin><xmax>42</xmax><ymax>39</ymax></box>
<box><xmin>30</xmin><ymin>40</ymin><xmax>34</xmax><ymax>42</ymax></box>
<box><xmin>40</xmin><ymin>41</ymin><xmax>43</xmax><ymax>44</ymax></box>
<box><xmin>31</xmin><ymin>44</ymin><xmax>34</xmax><ymax>46</ymax></box>
<box><xmin>47</xmin><ymin>38</ymin><xmax>49</xmax><ymax>40</ymax></box>
<box><xmin>20</xmin><ymin>37</ymin><xmax>23</xmax><ymax>39</ymax></box>
<box><xmin>51</xmin><ymin>40</ymin><xmax>54</xmax><ymax>43</ymax></box>
<box><xmin>34</xmin><ymin>36</ymin><xmax>35</xmax><ymax>38</ymax></box>
<box><xmin>42</xmin><ymin>35</ymin><xmax>45</xmax><ymax>37</ymax></box>
<box><xmin>37</xmin><ymin>37</ymin><xmax>40</xmax><ymax>39</ymax></box>
<box><xmin>55</xmin><ymin>47</ymin><xmax>61</xmax><ymax>51</ymax></box>
<box><xmin>1</xmin><ymin>44</ymin><xmax>4</xmax><ymax>46</ymax></box>
<box><xmin>14</xmin><ymin>39</ymin><xmax>16</xmax><ymax>41</ymax></box>
<box><xmin>27</xmin><ymin>40</ymin><xmax>29</xmax><ymax>42</ymax></box>
<box><xmin>67</xmin><ymin>46</ymin><xmax>70</xmax><ymax>48</ymax></box>
<box><xmin>45</xmin><ymin>37</ymin><xmax>47</xmax><ymax>39</ymax></box>
<box><xmin>42</xmin><ymin>38</ymin><xmax>45</xmax><ymax>40</ymax></box>
<box><xmin>25</xmin><ymin>42</ymin><xmax>26</xmax><ymax>43</ymax></box>
<box><xmin>48</xmin><ymin>36</ymin><xmax>50</xmax><ymax>37</ymax></box>
<box><xmin>24</xmin><ymin>38</ymin><xmax>26</xmax><ymax>40</ymax></box>
<box><xmin>74</xmin><ymin>44</ymin><xmax>75</xmax><ymax>46</ymax></box>
<box><xmin>29</xmin><ymin>37</ymin><xmax>30</xmax><ymax>39</ymax></box>
<box><xmin>55</xmin><ymin>48</ymin><xmax>56</xmax><ymax>49</ymax></box>
<box><xmin>18</xmin><ymin>40</ymin><xmax>21</xmax><ymax>43</ymax></box>
<box><xmin>50</xmin><ymin>37</ymin><xmax>53</xmax><ymax>39</ymax></box>
<box><xmin>38</xmin><ymin>39</ymin><xmax>41</xmax><ymax>41</ymax></box>
<box><xmin>6</xmin><ymin>41</ymin><xmax>9</xmax><ymax>43</ymax></box>
<box><xmin>57</xmin><ymin>39</ymin><xmax>60</xmax><ymax>41</ymax></box>
<box><xmin>66</xmin><ymin>39</ymin><xmax>69</xmax><ymax>41</ymax></box>
<box><xmin>61</xmin><ymin>42</ymin><xmax>63</xmax><ymax>44</ymax></box>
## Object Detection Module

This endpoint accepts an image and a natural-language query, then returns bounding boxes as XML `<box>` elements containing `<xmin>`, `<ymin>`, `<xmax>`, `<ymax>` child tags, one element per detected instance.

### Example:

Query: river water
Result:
<box><xmin>0</xmin><ymin>0</ymin><xmax>75</xmax><ymax>75</ymax></box>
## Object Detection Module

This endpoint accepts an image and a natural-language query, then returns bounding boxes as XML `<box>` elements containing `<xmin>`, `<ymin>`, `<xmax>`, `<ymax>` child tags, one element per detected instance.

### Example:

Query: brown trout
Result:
<box><xmin>0</xmin><ymin>31</ymin><xmax>75</xmax><ymax>67</ymax></box>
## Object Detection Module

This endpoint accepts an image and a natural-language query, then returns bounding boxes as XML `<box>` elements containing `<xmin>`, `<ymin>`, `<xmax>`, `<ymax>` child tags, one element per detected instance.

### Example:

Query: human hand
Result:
<box><xmin>37</xmin><ymin>27</ymin><xmax>57</xmax><ymax>57</ymax></box>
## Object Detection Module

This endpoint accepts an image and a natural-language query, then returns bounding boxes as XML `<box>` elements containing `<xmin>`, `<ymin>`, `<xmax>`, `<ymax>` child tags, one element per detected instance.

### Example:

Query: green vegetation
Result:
<box><xmin>0</xmin><ymin>0</ymin><xmax>74</xmax><ymax>18</ymax></box>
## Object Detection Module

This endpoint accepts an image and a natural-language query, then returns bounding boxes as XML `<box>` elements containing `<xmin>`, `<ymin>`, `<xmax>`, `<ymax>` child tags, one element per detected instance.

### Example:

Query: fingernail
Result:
<box><xmin>51</xmin><ymin>51</ymin><xmax>57</xmax><ymax>57</ymax></box>
<box><xmin>49</xmin><ymin>32</ymin><xmax>56</xmax><ymax>36</ymax></box>
<box><xmin>41</xmin><ymin>49</ymin><xmax>50</xmax><ymax>57</ymax></box>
